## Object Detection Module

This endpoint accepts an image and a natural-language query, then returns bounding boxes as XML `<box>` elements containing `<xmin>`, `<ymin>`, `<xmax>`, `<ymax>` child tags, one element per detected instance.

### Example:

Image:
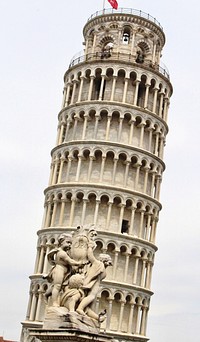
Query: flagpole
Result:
<box><xmin>103</xmin><ymin>0</ymin><xmax>105</xmax><ymax>10</ymax></box>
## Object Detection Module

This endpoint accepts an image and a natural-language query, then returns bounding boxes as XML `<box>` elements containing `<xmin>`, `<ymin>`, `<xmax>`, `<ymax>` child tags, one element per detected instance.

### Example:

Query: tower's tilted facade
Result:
<box><xmin>21</xmin><ymin>8</ymin><xmax>172</xmax><ymax>342</ymax></box>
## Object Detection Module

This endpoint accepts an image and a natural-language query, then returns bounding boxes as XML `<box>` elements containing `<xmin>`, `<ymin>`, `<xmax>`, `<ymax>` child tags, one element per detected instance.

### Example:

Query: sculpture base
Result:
<box><xmin>29</xmin><ymin>329</ymin><xmax>113</xmax><ymax>342</ymax></box>
<box><xmin>43</xmin><ymin>306</ymin><xmax>100</xmax><ymax>334</ymax></box>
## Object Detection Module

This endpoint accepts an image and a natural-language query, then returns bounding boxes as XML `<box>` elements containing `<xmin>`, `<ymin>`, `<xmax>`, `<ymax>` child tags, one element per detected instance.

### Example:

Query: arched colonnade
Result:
<box><xmin>62</xmin><ymin>65</ymin><xmax>171</xmax><ymax>121</ymax></box>
<box><xmin>56</xmin><ymin>107</ymin><xmax>167</xmax><ymax>158</ymax></box>
<box><xmin>41</xmin><ymin>189</ymin><xmax>160</xmax><ymax>244</ymax></box>
<box><xmin>48</xmin><ymin>145</ymin><xmax>164</xmax><ymax>200</ymax></box>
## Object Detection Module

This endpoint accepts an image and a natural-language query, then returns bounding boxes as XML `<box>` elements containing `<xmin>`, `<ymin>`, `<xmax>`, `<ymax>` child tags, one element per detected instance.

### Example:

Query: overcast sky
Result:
<box><xmin>0</xmin><ymin>0</ymin><xmax>200</xmax><ymax>341</ymax></box>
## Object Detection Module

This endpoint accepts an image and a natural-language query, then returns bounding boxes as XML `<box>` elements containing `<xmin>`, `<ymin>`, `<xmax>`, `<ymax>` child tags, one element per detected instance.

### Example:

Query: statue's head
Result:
<box><xmin>68</xmin><ymin>274</ymin><xmax>84</xmax><ymax>289</ymax></box>
<box><xmin>58</xmin><ymin>233</ymin><xmax>72</xmax><ymax>250</ymax></box>
<box><xmin>99</xmin><ymin>253</ymin><xmax>113</xmax><ymax>267</ymax></box>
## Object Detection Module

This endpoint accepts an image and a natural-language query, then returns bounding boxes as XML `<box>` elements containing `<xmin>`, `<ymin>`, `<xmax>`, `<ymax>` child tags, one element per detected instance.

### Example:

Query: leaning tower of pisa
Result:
<box><xmin>21</xmin><ymin>8</ymin><xmax>172</xmax><ymax>342</ymax></box>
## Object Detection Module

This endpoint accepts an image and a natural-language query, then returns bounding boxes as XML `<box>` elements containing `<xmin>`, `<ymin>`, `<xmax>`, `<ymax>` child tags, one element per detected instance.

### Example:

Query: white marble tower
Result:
<box><xmin>21</xmin><ymin>8</ymin><xmax>172</xmax><ymax>342</ymax></box>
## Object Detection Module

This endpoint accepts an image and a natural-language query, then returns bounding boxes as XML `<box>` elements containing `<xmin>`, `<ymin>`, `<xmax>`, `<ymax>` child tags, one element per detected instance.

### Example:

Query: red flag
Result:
<box><xmin>108</xmin><ymin>0</ymin><xmax>118</xmax><ymax>10</ymax></box>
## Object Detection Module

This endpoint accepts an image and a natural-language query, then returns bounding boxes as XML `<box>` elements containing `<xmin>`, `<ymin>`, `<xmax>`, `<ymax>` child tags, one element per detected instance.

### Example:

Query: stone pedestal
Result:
<box><xmin>29</xmin><ymin>330</ymin><xmax>113</xmax><ymax>342</ymax></box>
<box><xmin>43</xmin><ymin>307</ymin><xmax>100</xmax><ymax>334</ymax></box>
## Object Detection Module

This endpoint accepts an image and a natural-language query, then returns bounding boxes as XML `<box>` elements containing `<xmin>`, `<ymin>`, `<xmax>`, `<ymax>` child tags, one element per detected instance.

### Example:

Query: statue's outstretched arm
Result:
<box><xmin>62</xmin><ymin>254</ymin><xmax>82</xmax><ymax>266</ymax></box>
<box><xmin>87</xmin><ymin>244</ymin><xmax>97</xmax><ymax>264</ymax></box>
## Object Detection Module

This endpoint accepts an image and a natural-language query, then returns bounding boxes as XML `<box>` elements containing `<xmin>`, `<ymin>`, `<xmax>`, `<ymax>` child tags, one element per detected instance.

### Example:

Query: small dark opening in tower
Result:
<box><xmin>121</xmin><ymin>219</ymin><xmax>129</xmax><ymax>234</ymax></box>
<box><xmin>137</xmin><ymin>84</ymin><xmax>145</xmax><ymax>106</ymax></box>
<box><xmin>122</xmin><ymin>27</ymin><xmax>131</xmax><ymax>44</ymax></box>
<box><xmin>102</xmin><ymin>80</ymin><xmax>106</xmax><ymax>100</ymax></box>
<box><xmin>95</xmin><ymin>78</ymin><xmax>106</xmax><ymax>100</ymax></box>
<box><xmin>95</xmin><ymin>78</ymin><xmax>101</xmax><ymax>99</ymax></box>
<box><xmin>68</xmin><ymin>87</ymin><xmax>73</xmax><ymax>103</ymax></box>
<box><xmin>136</xmin><ymin>50</ymin><xmax>145</xmax><ymax>64</ymax></box>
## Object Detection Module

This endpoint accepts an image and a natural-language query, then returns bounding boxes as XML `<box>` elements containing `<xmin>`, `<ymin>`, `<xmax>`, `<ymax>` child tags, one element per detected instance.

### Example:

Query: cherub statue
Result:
<box><xmin>44</xmin><ymin>234</ymin><xmax>83</xmax><ymax>307</ymax></box>
<box><xmin>60</xmin><ymin>273</ymin><xmax>85</xmax><ymax>311</ymax></box>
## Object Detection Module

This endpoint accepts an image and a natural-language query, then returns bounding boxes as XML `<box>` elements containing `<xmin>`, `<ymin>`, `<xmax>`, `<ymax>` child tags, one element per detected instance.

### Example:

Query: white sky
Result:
<box><xmin>0</xmin><ymin>0</ymin><xmax>200</xmax><ymax>341</ymax></box>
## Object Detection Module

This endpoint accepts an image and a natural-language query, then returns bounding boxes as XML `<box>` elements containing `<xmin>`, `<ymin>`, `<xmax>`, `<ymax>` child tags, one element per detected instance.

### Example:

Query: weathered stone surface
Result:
<box><xmin>43</xmin><ymin>307</ymin><xmax>100</xmax><ymax>334</ymax></box>
<box><xmin>42</xmin><ymin>227</ymin><xmax>111</xmax><ymax>328</ymax></box>
<box><xmin>29</xmin><ymin>330</ymin><xmax>113</xmax><ymax>342</ymax></box>
<box><xmin>43</xmin><ymin>307</ymin><xmax>68</xmax><ymax>329</ymax></box>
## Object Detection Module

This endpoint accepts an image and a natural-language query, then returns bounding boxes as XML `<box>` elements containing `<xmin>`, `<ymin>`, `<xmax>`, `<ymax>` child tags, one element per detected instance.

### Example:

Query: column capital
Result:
<box><xmin>129</xmin><ymin>117</ymin><xmax>136</xmax><ymax>124</ymax></box>
<box><xmin>124</xmin><ymin>251</ymin><xmax>131</xmax><ymax>257</ymax></box>
<box><xmin>89</xmin><ymin>155</ymin><xmax>96</xmax><ymax>161</ymax></box>
<box><xmin>66</xmin><ymin>81</ymin><xmax>72</xmax><ymax>86</ymax></box>
<box><xmin>142</xmin><ymin>165</ymin><xmax>150</xmax><ymax>171</ymax></box>
<box><xmin>138</xmin><ymin>120</ymin><xmax>146</xmax><ymax>127</ymax></box>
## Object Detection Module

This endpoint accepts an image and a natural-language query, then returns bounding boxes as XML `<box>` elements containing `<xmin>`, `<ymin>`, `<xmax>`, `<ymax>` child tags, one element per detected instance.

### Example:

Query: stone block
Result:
<box><xmin>43</xmin><ymin>307</ymin><xmax>100</xmax><ymax>334</ymax></box>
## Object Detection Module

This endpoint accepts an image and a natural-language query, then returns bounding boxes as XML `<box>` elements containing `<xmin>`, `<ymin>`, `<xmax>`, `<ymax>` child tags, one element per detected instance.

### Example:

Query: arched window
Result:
<box><xmin>122</xmin><ymin>27</ymin><xmax>131</xmax><ymax>44</ymax></box>
<box><xmin>136</xmin><ymin>48</ymin><xmax>145</xmax><ymax>64</ymax></box>
<box><xmin>136</xmin><ymin>41</ymin><xmax>150</xmax><ymax>64</ymax></box>
<box><xmin>100</xmin><ymin>36</ymin><xmax>114</xmax><ymax>59</ymax></box>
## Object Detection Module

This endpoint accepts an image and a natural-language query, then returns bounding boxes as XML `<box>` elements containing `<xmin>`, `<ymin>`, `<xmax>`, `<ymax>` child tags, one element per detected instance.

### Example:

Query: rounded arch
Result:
<box><xmin>71</xmin><ymin>149</ymin><xmax>79</xmax><ymax>159</ymax></box>
<box><xmin>113</xmin><ymin>291</ymin><xmax>125</xmax><ymax>302</ymax></box>
<box><xmin>131</xmin><ymin>246</ymin><xmax>140</xmax><ymax>257</ymax></box>
<box><xmin>126</xmin><ymin>198</ymin><xmax>135</xmax><ymax>208</ymax></box>
<box><xmin>100</xmin><ymin>193</ymin><xmax>110</xmax><ymax>204</ymax></box>
<box><xmin>87</xmin><ymin>192</ymin><xmax>97</xmax><ymax>202</ymax></box>
<box><xmin>95</xmin><ymin>239</ymin><xmax>104</xmax><ymax>249</ymax></box>
<box><xmin>135</xmin><ymin>296</ymin><xmax>142</xmax><ymax>305</ymax></box>
<box><xmin>99</xmin><ymin>35</ymin><xmax>115</xmax><ymax>48</ymax></box>
<box><xmin>107</xmin><ymin>242</ymin><xmax>117</xmax><ymax>252</ymax></box>
<box><xmin>124</xmin><ymin>111</ymin><xmax>132</xmax><ymax>122</ymax></box>
<box><xmin>106</xmin><ymin>67</ymin><xmax>114</xmax><ymax>78</ymax></box>
<box><xmin>129</xmin><ymin>70</ymin><xmax>137</xmax><ymax>81</ymax></box>
<box><xmin>135</xmin><ymin>115</ymin><xmax>143</xmax><ymax>126</ymax></box>
<box><xmin>88</xmin><ymin>110</ymin><xmax>96</xmax><ymax>121</ymax></box>
<box><xmin>94</xmin><ymin>67</ymin><xmax>103</xmax><ymax>76</ymax></box>
<box><xmin>66</xmin><ymin>191</ymin><xmax>73</xmax><ymax>201</ymax></box>
<box><xmin>126</xmin><ymin>293</ymin><xmax>135</xmax><ymax>304</ymax></box>
<box><xmin>84</xmin><ymin>68</ymin><xmax>91</xmax><ymax>78</ymax></box>
<box><xmin>49</xmin><ymin>236</ymin><xmax>56</xmax><ymax>245</ymax></box>
<box><xmin>120</xmin><ymin>244</ymin><xmax>128</xmax><ymax>254</ymax></box>
<box><xmin>105</xmin><ymin>150</ymin><xmax>115</xmax><ymax>160</ymax></box>
<box><xmin>75</xmin><ymin>191</ymin><xmax>84</xmax><ymax>201</ymax></box>
<box><xmin>98</xmin><ymin>288</ymin><xmax>112</xmax><ymax>300</ymax></box>
<box><xmin>82</xmin><ymin>148</ymin><xmax>91</xmax><ymax>159</ymax></box>
<box><xmin>113</xmin><ymin>195</ymin><xmax>123</xmax><ymax>206</ymax></box>
<box><xmin>117</xmin><ymin>68</ymin><xmax>126</xmax><ymax>78</ymax></box>
<box><xmin>137</xmin><ymin>40</ymin><xmax>150</xmax><ymax>53</ymax></box>
<box><xmin>136</xmin><ymin>200</ymin><xmax>145</xmax><ymax>211</ymax></box>
<box><xmin>94</xmin><ymin>148</ymin><xmax>103</xmax><ymax>160</ymax></box>
<box><xmin>118</xmin><ymin>151</ymin><xmax>127</xmax><ymax>162</ymax></box>
<box><xmin>99</xmin><ymin>109</ymin><xmax>109</xmax><ymax>120</ymax></box>
<box><xmin>140</xmin><ymin>249</ymin><xmax>148</xmax><ymax>258</ymax></box>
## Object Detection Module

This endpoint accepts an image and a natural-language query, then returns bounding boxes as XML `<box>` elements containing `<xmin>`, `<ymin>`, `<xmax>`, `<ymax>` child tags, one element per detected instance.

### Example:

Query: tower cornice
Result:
<box><xmin>58</xmin><ymin>102</ymin><xmax>169</xmax><ymax>133</ymax></box>
<box><xmin>50</xmin><ymin>140</ymin><xmax>166</xmax><ymax>171</ymax></box>
<box><xmin>65</xmin><ymin>57</ymin><xmax>172</xmax><ymax>87</ymax></box>
<box><xmin>36</xmin><ymin>228</ymin><xmax>158</xmax><ymax>253</ymax></box>
<box><xmin>43</xmin><ymin>183</ymin><xmax>162</xmax><ymax>209</ymax></box>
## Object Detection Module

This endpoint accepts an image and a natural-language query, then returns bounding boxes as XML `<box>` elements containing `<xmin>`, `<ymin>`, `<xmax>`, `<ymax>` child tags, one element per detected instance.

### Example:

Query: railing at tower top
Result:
<box><xmin>69</xmin><ymin>51</ymin><xmax>170</xmax><ymax>79</ymax></box>
<box><xmin>87</xmin><ymin>8</ymin><xmax>163</xmax><ymax>31</ymax></box>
